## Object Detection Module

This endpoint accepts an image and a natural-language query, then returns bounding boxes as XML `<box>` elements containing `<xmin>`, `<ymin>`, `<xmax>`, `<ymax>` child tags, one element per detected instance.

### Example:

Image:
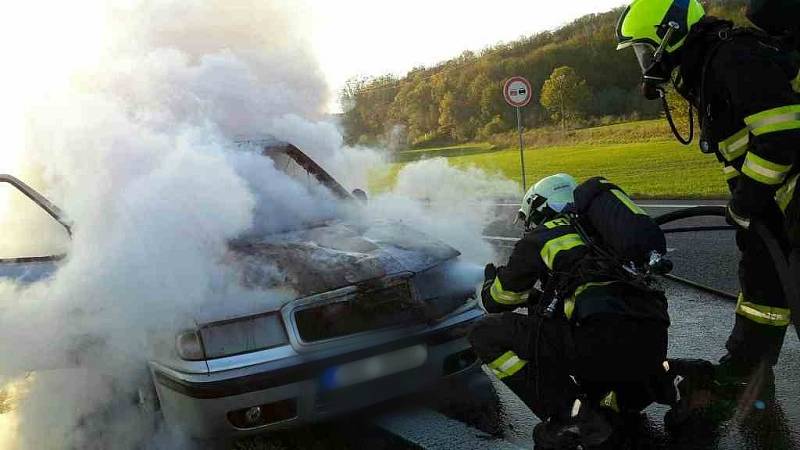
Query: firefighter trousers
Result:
<box><xmin>468</xmin><ymin>312</ymin><xmax>669</xmax><ymax>421</ymax></box>
<box><xmin>726</xmin><ymin>206</ymin><xmax>792</xmax><ymax>368</ymax></box>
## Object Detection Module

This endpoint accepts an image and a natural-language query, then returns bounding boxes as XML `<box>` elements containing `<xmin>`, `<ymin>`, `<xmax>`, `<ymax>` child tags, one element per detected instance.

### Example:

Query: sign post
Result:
<box><xmin>503</xmin><ymin>76</ymin><xmax>532</xmax><ymax>191</ymax></box>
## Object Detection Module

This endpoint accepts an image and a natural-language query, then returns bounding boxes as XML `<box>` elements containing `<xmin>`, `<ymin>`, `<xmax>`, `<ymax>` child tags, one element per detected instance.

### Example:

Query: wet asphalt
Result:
<box><xmin>234</xmin><ymin>200</ymin><xmax>800</xmax><ymax>450</ymax></box>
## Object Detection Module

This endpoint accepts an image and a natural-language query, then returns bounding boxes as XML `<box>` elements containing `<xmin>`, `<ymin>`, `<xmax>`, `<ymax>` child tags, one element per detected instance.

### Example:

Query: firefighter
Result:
<box><xmin>615</xmin><ymin>0</ymin><xmax>800</xmax><ymax>396</ymax></box>
<box><xmin>468</xmin><ymin>174</ymin><xmax>683</xmax><ymax>449</ymax></box>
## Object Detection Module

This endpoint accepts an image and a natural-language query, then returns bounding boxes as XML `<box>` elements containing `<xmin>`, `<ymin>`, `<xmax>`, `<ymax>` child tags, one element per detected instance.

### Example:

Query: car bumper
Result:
<box><xmin>150</xmin><ymin>307</ymin><xmax>484</xmax><ymax>439</ymax></box>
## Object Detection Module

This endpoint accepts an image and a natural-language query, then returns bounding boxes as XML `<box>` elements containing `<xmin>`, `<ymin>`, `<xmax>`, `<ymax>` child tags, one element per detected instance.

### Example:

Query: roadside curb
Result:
<box><xmin>372</xmin><ymin>407</ymin><xmax>526</xmax><ymax>450</ymax></box>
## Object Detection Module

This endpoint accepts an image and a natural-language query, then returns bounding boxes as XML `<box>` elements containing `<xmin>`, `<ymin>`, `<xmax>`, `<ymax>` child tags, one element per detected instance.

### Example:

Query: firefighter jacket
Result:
<box><xmin>678</xmin><ymin>18</ymin><xmax>800</xmax><ymax>218</ymax></box>
<box><xmin>482</xmin><ymin>217</ymin><xmax>669</xmax><ymax>325</ymax></box>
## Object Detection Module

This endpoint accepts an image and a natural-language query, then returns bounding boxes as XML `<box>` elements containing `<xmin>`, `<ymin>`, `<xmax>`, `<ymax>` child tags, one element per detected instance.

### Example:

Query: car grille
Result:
<box><xmin>294</xmin><ymin>277</ymin><xmax>425</xmax><ymax>342</ymax></box>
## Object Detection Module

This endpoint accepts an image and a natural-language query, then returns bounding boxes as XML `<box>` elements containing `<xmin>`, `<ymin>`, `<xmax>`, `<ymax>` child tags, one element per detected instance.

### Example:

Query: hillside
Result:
<box><xmin>341</xmin><ymin>0</ymin><xmax>750</xmax><ymax>148</ymax></box>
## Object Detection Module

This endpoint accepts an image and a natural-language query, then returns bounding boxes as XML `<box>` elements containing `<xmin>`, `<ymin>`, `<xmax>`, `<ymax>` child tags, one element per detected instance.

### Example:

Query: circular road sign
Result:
<box><xmin>503</xmin><ymin>76</ymin><xmax>532</xmax><ymax>108</ymax></box>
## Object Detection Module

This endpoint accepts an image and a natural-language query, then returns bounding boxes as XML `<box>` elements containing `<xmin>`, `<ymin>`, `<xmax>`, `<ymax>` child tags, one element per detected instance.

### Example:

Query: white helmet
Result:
<box><xmin>518</xmin><ymin>173</ymin><xmax>578</xmax><ymax>229</ymax></box>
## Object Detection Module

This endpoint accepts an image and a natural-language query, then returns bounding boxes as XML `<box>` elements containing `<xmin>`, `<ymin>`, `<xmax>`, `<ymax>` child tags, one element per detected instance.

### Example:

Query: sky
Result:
<box><xmin>308</xmin><ymin>0</ymin><xmax>629</xmax><ymax>113</ymax></box>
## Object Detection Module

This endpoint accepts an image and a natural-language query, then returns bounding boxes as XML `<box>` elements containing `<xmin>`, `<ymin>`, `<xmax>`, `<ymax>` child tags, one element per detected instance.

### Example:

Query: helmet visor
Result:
<box><xmin>632</xmin><ymin>43</ymin><xmax>657</xmax><ymax>73</ymax></box>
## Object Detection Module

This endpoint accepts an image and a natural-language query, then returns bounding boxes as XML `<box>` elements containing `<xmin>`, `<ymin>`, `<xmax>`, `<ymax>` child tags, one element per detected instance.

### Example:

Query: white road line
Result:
<box><xmin>482</xmin><ymin>235</ymin><xmax>520</xmax><ymax>242</ymax></box>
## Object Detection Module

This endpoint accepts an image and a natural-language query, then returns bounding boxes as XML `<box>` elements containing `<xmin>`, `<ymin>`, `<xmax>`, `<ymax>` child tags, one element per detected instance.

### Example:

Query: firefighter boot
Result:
<box><xmin>662</xmin><ymin>359</ymin><xmax>716</xmax><ymax>433</ymax></box>
<box><xmin>533</xmin><ymin>399</ymin><xmax>614</xmax><ymax>449</ymax></box>
<box><xmin>715</xmin><ymin>356</ymin><xmax>776</xmax><ymax>417</ymax></box>
<box><xmin>717</xmin><ymin>314</ymin><xmax>780</xmax><ymax>403</ymax></box>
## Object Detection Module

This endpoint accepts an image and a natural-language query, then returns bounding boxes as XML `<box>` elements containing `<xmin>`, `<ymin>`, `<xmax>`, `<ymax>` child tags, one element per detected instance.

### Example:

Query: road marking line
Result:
<box><xmin>482</xmin><ymin>235</ymin><xmax>520</xmax><ymax>242</ymax></box>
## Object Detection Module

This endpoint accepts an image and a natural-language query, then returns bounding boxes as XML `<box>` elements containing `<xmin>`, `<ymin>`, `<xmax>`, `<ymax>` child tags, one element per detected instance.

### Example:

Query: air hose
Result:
<box><xmin>655</xmin><ymin>206</ymin><xmax>800</xmax><ymax>341</ymax></box>
<box><xmin>654</xmin><ymin>206</ymin><xmax>734</xmax><ymax>300</ymax></box>
<box><xmin>661</xmin><ymin>91</ymin><xmax>694</xmax><ymax>145</ymax></box>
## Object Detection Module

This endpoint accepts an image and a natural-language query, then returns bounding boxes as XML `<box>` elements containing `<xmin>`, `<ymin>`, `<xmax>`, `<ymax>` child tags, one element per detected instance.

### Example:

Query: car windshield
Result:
<box><xmin>0</xmin><ymin>177</ymin><xmax>70</xmax><ymax>260</ymax></box>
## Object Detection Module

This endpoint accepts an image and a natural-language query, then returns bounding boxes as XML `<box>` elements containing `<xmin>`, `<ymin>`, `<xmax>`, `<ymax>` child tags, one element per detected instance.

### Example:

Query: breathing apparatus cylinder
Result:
<box><xmin>571</xmin><ymin>177</ymin><xmax>667</xmax><ymax>268</ymax></box>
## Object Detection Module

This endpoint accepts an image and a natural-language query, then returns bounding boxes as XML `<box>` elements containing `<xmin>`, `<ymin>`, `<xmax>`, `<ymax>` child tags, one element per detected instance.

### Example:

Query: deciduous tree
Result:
<box><xmin>539</xmin><ymin>66</ymin><xmax>591</xmax><ymax>130</ymax></box>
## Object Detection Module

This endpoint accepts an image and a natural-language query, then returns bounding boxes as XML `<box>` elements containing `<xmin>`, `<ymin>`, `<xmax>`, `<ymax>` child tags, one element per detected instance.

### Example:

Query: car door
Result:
<box><xmin>0</xmin><ymin>175</ymin><xmax>71</xmax><ymax>285</ymax></box>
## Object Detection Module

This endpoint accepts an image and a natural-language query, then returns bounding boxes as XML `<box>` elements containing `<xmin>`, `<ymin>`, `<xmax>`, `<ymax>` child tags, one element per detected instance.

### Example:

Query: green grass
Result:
<box><xmin>374</xmin><ymin>137</ymin><xmax>729</xmax><ymax>199</ymax></box>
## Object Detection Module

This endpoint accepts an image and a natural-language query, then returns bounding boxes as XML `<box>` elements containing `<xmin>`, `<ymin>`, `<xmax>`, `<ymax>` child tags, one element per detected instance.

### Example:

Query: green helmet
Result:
<box><xmin>518</xmin><ymin>173</ymin><xmax>577</xmax><ymax>230</ymax></box>
<box><xmin>616</xmin><ymin>0</ymin><xmax>706</xmax><ymax>73</ymax></box>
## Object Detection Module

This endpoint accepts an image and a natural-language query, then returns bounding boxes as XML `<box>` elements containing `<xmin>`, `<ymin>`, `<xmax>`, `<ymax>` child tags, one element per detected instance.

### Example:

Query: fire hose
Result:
<box><xmin>655</xmin><ymin>205</ymin><xmax>800</xmax><ymax>340</ymax></box>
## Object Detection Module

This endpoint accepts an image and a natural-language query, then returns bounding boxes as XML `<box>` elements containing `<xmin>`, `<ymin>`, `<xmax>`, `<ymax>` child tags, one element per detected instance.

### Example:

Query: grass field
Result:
<box><xmin>375</xmin><ymin>121</ymin><xmax>728</xmax><ymax>199</ymax></box>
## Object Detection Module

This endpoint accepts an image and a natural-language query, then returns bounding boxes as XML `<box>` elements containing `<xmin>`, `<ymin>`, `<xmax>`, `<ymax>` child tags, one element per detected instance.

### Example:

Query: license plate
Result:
<box><xmin>319</xmin><ymin>344</ymin><xmax>428</xmax><ymax>390</ymax></box>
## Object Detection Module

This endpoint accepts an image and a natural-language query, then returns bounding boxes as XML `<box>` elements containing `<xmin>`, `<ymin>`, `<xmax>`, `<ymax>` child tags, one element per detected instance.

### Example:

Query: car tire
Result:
<box><xmin>436</xmin><ymin>368</ymin><xmax>502</xmax><ymax>436</ymax></box>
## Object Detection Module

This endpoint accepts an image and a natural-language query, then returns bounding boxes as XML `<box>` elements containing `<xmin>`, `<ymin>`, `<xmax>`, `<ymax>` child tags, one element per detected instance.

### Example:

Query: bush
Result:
<box><xmin>477</xmin><ymin>115</ymin><xmax>507</xmax><ymax>140</ymax></box>
<box><xmin>411</xmin><ymin>132</ymin><xmax>452</xmax><ymax>149</ymax></box>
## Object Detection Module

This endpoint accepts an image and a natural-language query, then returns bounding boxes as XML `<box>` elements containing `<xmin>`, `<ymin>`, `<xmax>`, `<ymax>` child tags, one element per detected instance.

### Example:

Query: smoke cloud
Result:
<box><xmin>0</xmin><ymin>1</ymin><xmax>518</xmax><ymax>448</ymax></box>
<box><xmin>368</xmin><ymin>158</ymin><xmax>519</xmax><ymax>263</ymax></box>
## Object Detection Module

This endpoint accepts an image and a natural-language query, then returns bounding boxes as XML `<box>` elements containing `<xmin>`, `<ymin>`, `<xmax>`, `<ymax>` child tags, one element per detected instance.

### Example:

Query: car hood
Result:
<box><xmin>227</xmin><ymin>220</ymin><xmax>460</xmax><ymax>299</ymax></box>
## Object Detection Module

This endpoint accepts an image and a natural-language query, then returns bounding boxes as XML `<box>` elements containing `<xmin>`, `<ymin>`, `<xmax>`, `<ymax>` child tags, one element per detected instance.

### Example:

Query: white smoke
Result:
<box><xmin>367</xmin><ymin>158</ymin><xmax>519</xmax><ymax>263</ymax></box>
<box><xmin>0</xmin><ymin>1</ymin><xmax>518</xmax><ymax>448</ymax></box>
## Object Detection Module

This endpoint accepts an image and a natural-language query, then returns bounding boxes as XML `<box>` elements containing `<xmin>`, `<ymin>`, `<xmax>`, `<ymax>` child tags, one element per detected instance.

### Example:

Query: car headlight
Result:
<box><xmin>176</xmin><ymin>312</ymin><xmax>289</xmax><ymax>361</ymax></box>
<box><xmin>176</xmin><ymin>330</ymin><xmax>205</xmax><ymax>361</ymax></box>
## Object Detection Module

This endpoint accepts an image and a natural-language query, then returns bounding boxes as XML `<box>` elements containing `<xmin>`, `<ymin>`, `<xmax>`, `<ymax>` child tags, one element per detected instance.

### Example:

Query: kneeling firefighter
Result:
<box><xmin>469</xmin><ymin>174</ymin><xmax>711</xmax><ymax>448</ymax></box>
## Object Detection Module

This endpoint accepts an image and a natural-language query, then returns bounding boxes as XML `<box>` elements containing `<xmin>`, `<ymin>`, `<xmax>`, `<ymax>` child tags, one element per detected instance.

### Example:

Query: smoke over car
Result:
<box><xmin>0</xmin><ymin>1</ymin><xmax>517</xmax><ymax>449</ymax></box>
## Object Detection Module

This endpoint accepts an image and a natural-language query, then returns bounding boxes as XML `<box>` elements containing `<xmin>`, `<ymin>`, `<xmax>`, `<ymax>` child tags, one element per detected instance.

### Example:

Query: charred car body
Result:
<box><xmin>0</xmin><ymin>142</ymin><xmax>486</xmax><ymax>439</ymax></box>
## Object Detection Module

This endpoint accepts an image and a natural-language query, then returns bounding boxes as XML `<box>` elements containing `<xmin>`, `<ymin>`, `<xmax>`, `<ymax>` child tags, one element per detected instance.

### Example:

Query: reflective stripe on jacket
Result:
<box><xmin>680</xmin><ymin>26</ymin><xmax>800</xmax><ymax>217</ymax></box>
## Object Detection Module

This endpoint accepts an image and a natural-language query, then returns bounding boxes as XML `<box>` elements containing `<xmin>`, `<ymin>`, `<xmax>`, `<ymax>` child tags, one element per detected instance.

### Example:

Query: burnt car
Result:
<box><xmin>0</xmin><ymin>142</ymin><xmax>487</xmax><ymax>440</ymax></box>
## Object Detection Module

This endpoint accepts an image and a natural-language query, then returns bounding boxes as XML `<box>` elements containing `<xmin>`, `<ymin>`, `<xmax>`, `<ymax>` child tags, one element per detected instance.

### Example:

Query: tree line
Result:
<box><xmin>340</xmin><ymin>0</ymin><xmax>749</xmax><ymax>149</ymax></box>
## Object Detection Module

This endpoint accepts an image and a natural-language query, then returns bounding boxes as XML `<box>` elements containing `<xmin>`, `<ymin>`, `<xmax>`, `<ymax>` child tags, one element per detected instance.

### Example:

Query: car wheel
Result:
<box><xmin>436</xmin><ymin>368</ymin><xmax>502</xmax><ymax>436</ymax></box>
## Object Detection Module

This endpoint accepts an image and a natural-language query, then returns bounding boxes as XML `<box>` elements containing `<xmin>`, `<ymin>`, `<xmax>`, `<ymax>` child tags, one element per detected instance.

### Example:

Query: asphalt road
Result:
<box><xmin>235</xmin><ymin>199</ymin><xmax>800</xmax><ymax>450</ymax></box>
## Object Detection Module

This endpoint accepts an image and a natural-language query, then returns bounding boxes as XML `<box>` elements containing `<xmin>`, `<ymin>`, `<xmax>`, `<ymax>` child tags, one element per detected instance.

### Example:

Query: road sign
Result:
<box><xmin>503</xmin><ymin>76</ymin><xmax>531</xmax><ymax>190</ymax></box>
<box><xmin>503</xmin><ymin>76</ymin><xmax>532</xmax><ymax>108</ymax></box>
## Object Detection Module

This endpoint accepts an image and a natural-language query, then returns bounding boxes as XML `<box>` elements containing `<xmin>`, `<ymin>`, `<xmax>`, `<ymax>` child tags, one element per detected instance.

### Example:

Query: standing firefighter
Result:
<box><xmin>469</xmin><ymin>174</ymin><xmax>702</xmax><ymax>448</ymax></box>
<box><xmin>615</xmin><ymin>0</ymin><xmax>800</xmax><ymax>396</ymax></box>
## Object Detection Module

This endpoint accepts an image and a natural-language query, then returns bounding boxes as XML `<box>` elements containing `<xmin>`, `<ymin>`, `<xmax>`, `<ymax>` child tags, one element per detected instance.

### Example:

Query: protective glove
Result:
<box><xmin>483</xmin><ymin>263</ymin><xmax>497</xmax><ymax>282</ymax></box>
<box><xmin>726</xmin><ymin>200</ymin><xmax>751</xmax><ymax>230</ymax></box>
<box><xmin>480</xmin><ymin>264</ymin><xmax>497</xmax><ymax>300</ymax></box>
